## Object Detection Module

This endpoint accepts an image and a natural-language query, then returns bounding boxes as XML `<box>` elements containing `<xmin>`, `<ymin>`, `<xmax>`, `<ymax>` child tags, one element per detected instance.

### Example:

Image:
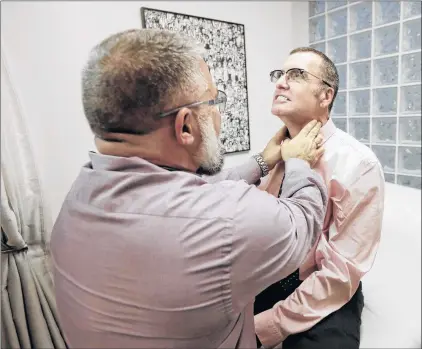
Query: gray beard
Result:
<box><xmin>196</xmin><ymin>117</ymin><xmax>225</xmax><ymax>176</ymax></box>
<box><xmin>197</xmin><ymin>144</ymin><xmax>224</xmax><ymax>175</ymax></box>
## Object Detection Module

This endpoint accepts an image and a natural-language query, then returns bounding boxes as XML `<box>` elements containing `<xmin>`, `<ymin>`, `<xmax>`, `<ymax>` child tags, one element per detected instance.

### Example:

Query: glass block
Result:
<box><xmin>349</xmin><ymin>2</ymin><xmax>372</xmax><ymax>32</ymax></box>
<box><xmin>400</xmin><ymin>85</ymin><xmax>421</xmax><ymax>114</ymax></box>
<box><xmin>349</xmin><ymin>90</ymin><xmax>370</xmax><ymax>116</ymax></box>
<box><xmin>402</xmin><ymin>52</ymin><xmax>422</xmax><ymax>83</ymax></box>
<box><xmin>373</xmin><ymin>88</ymin><xmax>397</xmax><ymax>115</ymax></box>
<box><xmin>374</xmin><ymin>1</ymin><xmax>401</xmax><ymax>26</ymax></box>
<box><xmin>399</xmin><ymin>116</ymin><xmax>422</xmax><ymax>145</ymax></box>
<box><xmin>328</xmin><ymin>9</ymin><xmax>348</xmax><ymax>38</ymax></box>
<box><xmin>374</xmin><ymin>24</ymin><xmax>400</xmax><ymax>56</ymax></box>
<box><xmin>349</xmin><ymin>118</ymin><xmax>370</xmax><ymax>142</ymax></box>
<box><xmin>350</xmin><ymin>31</ymin><xmax>372</xmax><ymax>60</ymax></box>
<box><xmin>337</xmin><ymin>64</ymin><xmax>347</xmax><ymax>90</ymax></box>
<box><xmin>384</xmin><ymin>173</ymin><xmax>395</xmax><ymax>184</ymax></box>
<box><xmin>310</xmin><ymin>42</ymin><xmax>326</xmax><ymax>54</ymax></box>
<box><xmin>397</xmin><ymin>175</ymin><xmax>422</xmax><ymax>189</ymax></box>
<box><xmin>403</xmin><ymin>1</ymin><xmax>422</xmax><ymax>19</ymax></box>
<box><xmin>349</xmin><ymin>61</ymin><xmax>371</xmax><ymax>88</ymax></box>
<box><xmin>331</xmin><ymin>92</ymin><xmax>347</xmax><ymax>116</ymax></box>
<box><xmin>373</xmin><ymin>56</ymin><xmax>399</xmax><ymax>86</ymax></box>
<box><xmin>309</xmin><ymin>1</ymin><xmax>325</xmax><ymax>16</ymax></box>
<box><xmin>327</xmin><ymin>37</ymin><xmax>347</xmax><ymax>63</ymax></box>
<box><xmin>372</xmin><ymin>145</ymin><xmax>396</xmax><ymax>172</ymax></box>
<box><xmin>309</xmin><ymin>16</ymin><xmax>326</xmax><ymax>42</ymax></box>
<box><xmin>402</xmin><ymin>18</ymin><xmax>422</xmax><ymax>51</ymax></box>
<box><xmin>372</xmin><ymin>118</ymin><xmax>397</xmax><ymax>144</ymax></box>
<box><xmin>327</xmin><ymin>1</ymin><xmax>347</xmax><ymax>10</ymax></box>
<box><xmin>398</xmin><ymin>146</ymin><xmax>421</xmax><ymax>175</ymax></box>
<box><xmin>334</xmin><ymin>118</ymin><xmax>347</xmax><ymax>132</ymax></box>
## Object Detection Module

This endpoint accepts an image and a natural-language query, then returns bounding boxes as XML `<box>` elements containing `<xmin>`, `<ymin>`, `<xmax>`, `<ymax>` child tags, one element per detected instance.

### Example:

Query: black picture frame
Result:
<box><xmin>141</xmin><ymin>7</ymin><xmax>251</xmax><ymax>154</ymax></box>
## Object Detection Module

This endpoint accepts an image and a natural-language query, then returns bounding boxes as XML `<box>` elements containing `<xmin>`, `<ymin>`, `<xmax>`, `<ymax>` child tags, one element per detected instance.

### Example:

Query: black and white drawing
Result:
<box><xmin>141</xmin><ymin>7</ymin><xmax>250</xmax><ymax>154</ymax></box>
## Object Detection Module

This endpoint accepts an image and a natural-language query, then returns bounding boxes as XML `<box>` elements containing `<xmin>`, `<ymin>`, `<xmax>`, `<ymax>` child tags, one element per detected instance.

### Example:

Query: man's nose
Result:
<box><xmin>276</xmin><ymin>75</ymin><xmax>289</xmax><ymax>89</ymax></box>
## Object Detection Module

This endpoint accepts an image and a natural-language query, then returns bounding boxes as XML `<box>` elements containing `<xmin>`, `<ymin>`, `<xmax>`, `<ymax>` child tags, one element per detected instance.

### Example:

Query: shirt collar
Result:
<box><xmin>88</xmin><ymin>151</ymin><xmax>159</xmax><ymax>172</ymax></box>
<box><xmin>87</xmin><ymin>152</ymin><xmax>200</xmax><ymax>176</ymax></box>
<box><xmin>320</xmin><ymin>118</ymin><xmax>337</xmax><ymax>145</ymax></box>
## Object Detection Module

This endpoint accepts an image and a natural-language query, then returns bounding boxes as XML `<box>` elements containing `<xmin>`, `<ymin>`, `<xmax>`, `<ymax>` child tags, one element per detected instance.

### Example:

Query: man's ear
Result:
<box><xmin>174</xmin><ymin>108</ymin><xmax>196</xmax><ymax>146</ymax></box>
<box><xmin>320</xmin><ymin>87</ymin><xmax>335</xmax><ymax>109</ymax></box>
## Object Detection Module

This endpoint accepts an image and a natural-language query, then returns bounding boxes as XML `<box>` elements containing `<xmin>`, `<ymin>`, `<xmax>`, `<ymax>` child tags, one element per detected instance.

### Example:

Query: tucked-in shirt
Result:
<box><xmin>254</xmin><ymin>119</ymin><xmax>385</xmax><ymax>347</ymax></box>
<box><xmin>51</xmin><ymin>154</ymin><xmax>327</xmax><ymax>348</ymax></box>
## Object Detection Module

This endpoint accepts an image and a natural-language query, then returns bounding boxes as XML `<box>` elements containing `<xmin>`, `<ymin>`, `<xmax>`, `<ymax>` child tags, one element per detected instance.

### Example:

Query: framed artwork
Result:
<box><xmin>141</xmin><ymin>7</ymin><xmax>251</xmax><ymax>154</ymax></box>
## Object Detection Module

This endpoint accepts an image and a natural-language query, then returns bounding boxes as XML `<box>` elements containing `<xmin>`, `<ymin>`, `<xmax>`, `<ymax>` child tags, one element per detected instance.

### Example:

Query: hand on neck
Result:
<box><xmin>282</xmin><ymin>114</ymin><xmax>329</xmax><ymax>138</ymax></box>
<box><xmin>95</xmin><ymin>128</ymin><xmax>198</xmax><ymax>173</ymax></box>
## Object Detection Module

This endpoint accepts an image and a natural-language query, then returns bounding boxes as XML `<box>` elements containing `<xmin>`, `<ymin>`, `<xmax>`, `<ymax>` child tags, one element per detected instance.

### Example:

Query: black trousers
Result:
<box><xmin>254</xmin><ymin>270</ymin><xmax>364</xmax><ymax>349</ymax></box>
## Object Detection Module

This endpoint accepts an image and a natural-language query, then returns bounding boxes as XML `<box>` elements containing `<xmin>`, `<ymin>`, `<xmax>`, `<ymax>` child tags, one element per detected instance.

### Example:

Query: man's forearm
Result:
<box><xmin>229</xmin><ymin>157</ymin><xmax>328</xmax><ymax>312</ymax></box>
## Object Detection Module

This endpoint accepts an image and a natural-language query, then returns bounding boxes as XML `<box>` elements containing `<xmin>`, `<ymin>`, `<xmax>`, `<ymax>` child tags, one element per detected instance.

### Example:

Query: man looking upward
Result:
<box><xmin>254</xmin><ymin>47</ymin><xmax>385</xmax><ymax>349</ymax></box>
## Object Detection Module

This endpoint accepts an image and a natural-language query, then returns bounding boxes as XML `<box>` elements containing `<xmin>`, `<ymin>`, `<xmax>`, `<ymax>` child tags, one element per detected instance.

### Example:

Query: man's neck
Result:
<box><xmin>283</xmin><ymin>115</ymin><xmax>329</xmax><ymax>138</ymax></box>
<box><xmin>95</xmin><ymin>130</ymin><xmax>198</xmax><ymax>173</ymax></box>
<box><xmin>141</xmin><ymin>150</ymin><xmax>197</xmax><ymax>173</ymax></box>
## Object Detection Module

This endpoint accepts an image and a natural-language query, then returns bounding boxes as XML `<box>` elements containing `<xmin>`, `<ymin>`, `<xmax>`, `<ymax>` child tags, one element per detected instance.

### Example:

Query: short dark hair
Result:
<box><xmin>81</xmin><ymin>29</ymin><xmax>206</xmax><ymax>136</ymax></box>
<box><xmin>290</xmin><ymin>47</ymin><xmax>339</xmax><ymax>112</ymax></box>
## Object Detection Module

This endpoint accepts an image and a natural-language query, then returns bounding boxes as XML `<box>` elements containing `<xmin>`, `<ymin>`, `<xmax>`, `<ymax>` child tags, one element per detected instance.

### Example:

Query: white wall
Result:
<box><xmin>1</xmin><ymin>1</ymin><xmax>309</xmax><ymax>225</ymax></box>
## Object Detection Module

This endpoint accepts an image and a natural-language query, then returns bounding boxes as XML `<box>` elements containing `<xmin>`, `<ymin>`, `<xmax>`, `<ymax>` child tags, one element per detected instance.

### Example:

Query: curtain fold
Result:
<box><xmin>1</xmin><ymin>49</ymin><xmax>67</xmax><ymax>349</ymax></box>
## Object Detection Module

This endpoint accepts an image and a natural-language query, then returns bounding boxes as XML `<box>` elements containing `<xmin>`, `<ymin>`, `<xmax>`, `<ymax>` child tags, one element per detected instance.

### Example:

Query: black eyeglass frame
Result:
<box><xmin>156</xmin><ymin>90</ymin><xmax>227</xmax><ymax>118</ymax></box>
<box><xmin>270</xmin><ymin>68</ymin><xmax>333</xmax><ymax>88</ymax></box>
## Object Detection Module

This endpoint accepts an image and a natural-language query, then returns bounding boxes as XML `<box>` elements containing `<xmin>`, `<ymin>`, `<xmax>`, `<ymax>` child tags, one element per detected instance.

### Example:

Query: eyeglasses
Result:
<box><xmin>156</xmin><ymin>90</ymin><xmax>227</xmax><ymax>118</ymax></box>
<box><xmin>270</xmin><ymin>68</ymin><xmax>332</xmax><ymax>88</ymax></box>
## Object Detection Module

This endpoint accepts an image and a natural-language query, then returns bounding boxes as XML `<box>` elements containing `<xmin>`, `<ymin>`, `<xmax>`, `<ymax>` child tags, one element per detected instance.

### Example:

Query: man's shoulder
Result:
<box><xmin>196</xmin><ymin>179</ymin><xmax>262</xmax><ymax>217</ymax></box>
<box><xmin>324</xmin><ymin>129</ymin><xmax>383</xmax><ymax>190</ymax></box>
<box><xmin>66</xmin><ymin>166</ymin><xmax>256</xmax><ymax>222</ymax></box>
<box><xmin>330</xmin><ymin>128</ymin><xmax>381</xmax><ymax>167</ymax></box>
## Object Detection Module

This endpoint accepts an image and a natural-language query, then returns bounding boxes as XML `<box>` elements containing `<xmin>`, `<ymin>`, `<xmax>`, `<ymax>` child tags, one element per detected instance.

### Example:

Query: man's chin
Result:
<box><xmin>271</xmin><ymin>105</ymin><xmax>291</xmax><ymax>119</ymax></box>
<box><xmin>197</xmin><ymin>167</ymin><xmax>214</xmax><ymax>176</ymax></box>
<box><xmin>197</xmin><ymin>164</ymin><xmax>223</xmax><ymax>176</ymax></box>
<box><xmin>197</xmin><ymin>157</ymin><xmax>225</xmax><ymax>176</ymax></box>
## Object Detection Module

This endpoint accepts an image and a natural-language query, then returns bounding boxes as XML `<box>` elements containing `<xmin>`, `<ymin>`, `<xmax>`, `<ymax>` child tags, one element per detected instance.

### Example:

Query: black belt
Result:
<box><xmin>254</xmin><ymin>269</ymin><xmax>302</xmax><ymax>316</ymax></box>
<box><xmin>278</xmin><ymin>269</ymin><xmax>302</xmax><ymax>293</ymax></box>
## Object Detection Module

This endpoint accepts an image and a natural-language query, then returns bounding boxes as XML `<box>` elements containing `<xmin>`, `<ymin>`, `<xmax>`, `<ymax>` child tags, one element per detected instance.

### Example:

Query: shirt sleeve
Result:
<box><xmin>203</xmin><ymin>157</ymin><xmax>262</xmax><ymax>185</ymax></box>
<box><xmin>227</xmin><ymin>158</ymin><xmax>328</xmax><ymax>313</ymax></box>
<box><xmin>254</xmin><ymin>161</ymin><xmax>385</xmax><ymax>348</ymax></box>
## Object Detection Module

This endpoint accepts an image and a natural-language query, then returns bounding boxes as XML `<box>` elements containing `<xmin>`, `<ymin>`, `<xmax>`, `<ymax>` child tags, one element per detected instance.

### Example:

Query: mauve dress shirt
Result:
<box><xmin>51</xmin><ymin>153</ymin><xmax>327</xmax><ymax>348</ymax></box>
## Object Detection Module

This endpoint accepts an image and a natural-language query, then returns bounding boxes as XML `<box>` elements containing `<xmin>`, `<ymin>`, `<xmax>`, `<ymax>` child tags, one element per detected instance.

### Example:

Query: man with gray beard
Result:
<box><xmin>50</xmin><ymin>29</ymin><xmax>327</xmax><ymax>348</ymax></box>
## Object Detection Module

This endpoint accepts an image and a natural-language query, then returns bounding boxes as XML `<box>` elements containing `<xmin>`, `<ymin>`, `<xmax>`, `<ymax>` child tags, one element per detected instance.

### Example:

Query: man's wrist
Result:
<box><xmin>252</xmin><ymin>153</ymin><xmax>270</xmax><ymax>177</ymax></box>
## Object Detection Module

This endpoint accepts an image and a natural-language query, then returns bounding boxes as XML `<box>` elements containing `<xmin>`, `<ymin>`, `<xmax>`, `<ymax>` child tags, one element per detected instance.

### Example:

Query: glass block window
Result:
<box><xmin>309</xmin><ymin>1</ymin><xmax>422</xmax><ymax>189</ymax></box>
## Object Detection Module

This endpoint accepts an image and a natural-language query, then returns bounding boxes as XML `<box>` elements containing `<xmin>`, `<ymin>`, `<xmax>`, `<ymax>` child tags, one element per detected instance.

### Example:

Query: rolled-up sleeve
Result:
<box><xmin>254</xmin><ymin>161</ymin><xmax>385</xmax><ymax>348</ymax></box>
<box><xmin>227</xmin><ymin>158</ymin><xmax>328</xmax><ymax>313</ymax></box>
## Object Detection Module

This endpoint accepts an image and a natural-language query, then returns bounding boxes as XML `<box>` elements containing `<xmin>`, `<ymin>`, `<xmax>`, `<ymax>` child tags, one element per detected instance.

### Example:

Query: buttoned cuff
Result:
<box><xmin>254</xmin><ymin>309</ymin><xmax>285</xmax><ymax>348</ymax></box>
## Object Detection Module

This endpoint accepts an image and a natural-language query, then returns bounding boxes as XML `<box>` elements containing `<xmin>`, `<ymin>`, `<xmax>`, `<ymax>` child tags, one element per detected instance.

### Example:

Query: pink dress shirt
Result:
<box><xmin>255</xmin><ymin>119</ymin><xmax>385</xmax><ymax>347</ymax></box>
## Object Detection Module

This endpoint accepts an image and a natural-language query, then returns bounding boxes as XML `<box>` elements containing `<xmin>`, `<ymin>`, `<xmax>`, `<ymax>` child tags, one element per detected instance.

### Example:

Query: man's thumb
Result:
<box><xmin>281</xmin><ymin>138</ymin><xmax>291</xmax><ymax>147</ymax></box>
<box><xmin>273</xmin><ymin>126</ymin><xmax>288</xmax><ymax>144</ymax></box>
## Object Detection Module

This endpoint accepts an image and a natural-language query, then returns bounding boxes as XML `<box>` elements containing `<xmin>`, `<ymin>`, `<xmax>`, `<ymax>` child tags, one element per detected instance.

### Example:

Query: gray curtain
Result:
<box><xmin>1</xmin><ymin>52</ymin><xmax>67</xmax><ymax>348</ymax></box>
